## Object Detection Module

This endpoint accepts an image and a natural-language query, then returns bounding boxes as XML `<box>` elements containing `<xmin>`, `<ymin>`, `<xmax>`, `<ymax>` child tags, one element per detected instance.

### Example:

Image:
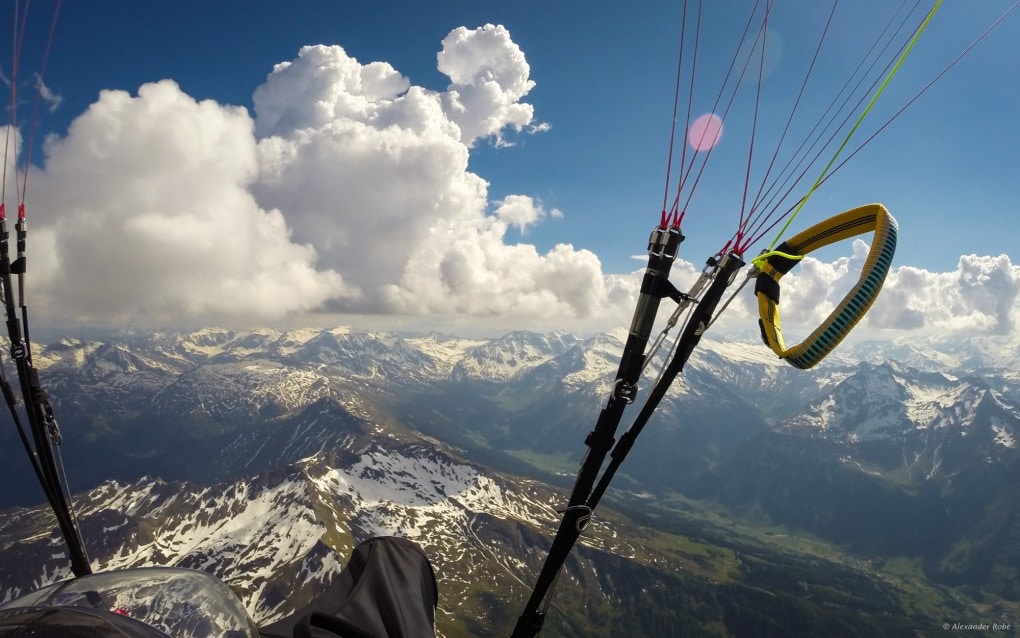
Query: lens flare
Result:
<box><xmin>688</xmin><ymin>113</ymin><xmax>723</xmax><ymax>151</ymax></box>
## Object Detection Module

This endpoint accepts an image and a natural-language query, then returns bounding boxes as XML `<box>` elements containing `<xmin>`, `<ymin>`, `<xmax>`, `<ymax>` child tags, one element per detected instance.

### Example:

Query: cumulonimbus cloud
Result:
<box><xmin>22</xmin><ymin>25</ymin><xmax>604</xmax><ymax>329</ymax></box>
<box><xmin>26</xmin><ymin>81</ymin><xmax>354</xmax><ymax>327</ymax></box>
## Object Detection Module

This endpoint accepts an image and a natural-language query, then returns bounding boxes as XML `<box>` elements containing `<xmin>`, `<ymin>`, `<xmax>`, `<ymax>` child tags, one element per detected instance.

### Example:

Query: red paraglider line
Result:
<box><xmin>3</xmin><ymin>0</ymin><xmax>62</xmax><ymax>209</ymax></box>
<box><xmin>742</xmin><ymin>0</ymin><xmax>838</xmax><ymax>241</ymax></box>
<box><xmin>676</xmin><ymin>0</ymin><xmax>769</xmax><ymax>219</ymax></box>
<box><xmin>673</xmin><ymin>0</ymin><xmax>702</xmax><ymax>208</ymax></box>
<box><xmin>736</xmin><ymin>0</ymin><xmax>925</xmax><ymax>252</ymax></box>
<box><xmin>19</xmin><ymin>0</ymin><xmax>62</xmax><ymax>206</ymax></box>
<box><xmin>660</xmin><ymin>0</ymin><xmax>690</xmax><ymax>222</ymax></box>
<box><xmin>3</xmin><ymin>1</ymin><xmax>23</xmax><ymax>205</ymax></box>
<box><xmin>737</xmin><ymin>0</ymin><xmax>772</xmax><ymax>240</ymax></box>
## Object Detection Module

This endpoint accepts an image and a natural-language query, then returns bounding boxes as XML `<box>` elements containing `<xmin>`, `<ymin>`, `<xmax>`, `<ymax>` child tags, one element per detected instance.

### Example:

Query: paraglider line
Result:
<box><xmin>661</xmin><ymin>0</ymin><xmax>691</xmax><ymax>218</ymax></box>
<box><xmin>754</xmin><ymin>0</ymin><xmax>943</xmax><ymax>257</ymax></box>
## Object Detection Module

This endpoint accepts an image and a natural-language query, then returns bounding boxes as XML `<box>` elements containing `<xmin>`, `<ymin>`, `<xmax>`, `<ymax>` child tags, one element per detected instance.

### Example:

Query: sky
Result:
<box><xmin>2</xmin><ymin>0</ymin><xmax>1019</xmax><ymax>341</ymax></box>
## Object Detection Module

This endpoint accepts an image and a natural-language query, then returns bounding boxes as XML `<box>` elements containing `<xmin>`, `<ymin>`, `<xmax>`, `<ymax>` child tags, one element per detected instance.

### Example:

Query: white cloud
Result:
<box><xmin>17</xmin><ymin>26</ymin><xmax>598</xmax><ymax>330</ymax></box>
<box><xmin>252</xmin><ymin>45</ymin><xmax>416</xmax><ymax>139</ymax></box>
<box><xmin>493</xmin><ymin>194</ymin><xmax>555</xmax><ymax>231</ymax></box>
<box><xmin>437</xmin><ymin>24</ymin><xmax>544</xmax><ymax>146</ymax></box>
<box><xmin>247</xmin><ymin>33</ymin><xmax>600</xmax><ymax>325</ymax></box>
<box><xmin>27</xmin><ymin>80</ymin><xmax>352</xmax><ymax>327</ymax></box>
<box><xmin>35</xmin><ymin>75</ymin><xmax>62</xmax><ymax>112</ymax></box>
<box><xmin>383</xmin><ymin>213</ymin><xmax>626</xmax><ymax>322</ymax></box>
<box><xmin>869</xmin><ymin>254</ymin><xmax>1020</xmax><ymax>335</ymax></box>
<box><xmin>704</xmin><ymin>244</ymin><xmax>1020</xmax><ymax>341</ymax></box>
<box><xmin>12</xmin><ymin>25</ymin><xmax>1017</xmax><ymax>341</ymax></box>
<box><xmin>250</xmin><ymin>44</ymin><xmax>489</xmax><ymax>309</ymax></box>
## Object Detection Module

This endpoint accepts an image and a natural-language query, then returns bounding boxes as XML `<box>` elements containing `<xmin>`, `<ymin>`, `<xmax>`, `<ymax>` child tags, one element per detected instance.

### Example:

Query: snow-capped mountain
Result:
<box><xmin>700</xmin><ymin>354</ymin><xmax>1020</xmax><ymax>599</ymax></box>
<box><xmin>0</xmin><ymin>439</ymin><xmax>573</xmax><ymax>632</ymax></box>
<box><xmin>3</xmin><ymin>326</ymin><xmax>1020</xmax><ymax>632</ymax></box>
<box><xmin>780</xmin><ymin>360</ymin><xmax>1018</xmax><ymax>465</ymax></box>
<box><xmin>842</xmin><ymin>333</ymin><xmax>1020</xmax><ymax>374</ymax></box>
<box><xmin>450</xmin><ymin>331</ymin><xmax>582</xmax><ymax>383</ymax></box>
<box><xmin>14</xmin><ymin>326</ymin><xmax>1019</xmax><ymax>499</ymax></box>
<box><xmin>5</xmin><ymin>429</ymin><xmax>968</xmax><ymax>636</ymax></box>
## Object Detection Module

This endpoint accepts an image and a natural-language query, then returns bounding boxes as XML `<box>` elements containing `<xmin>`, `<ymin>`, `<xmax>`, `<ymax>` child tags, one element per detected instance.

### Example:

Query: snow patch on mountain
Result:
<box><xmin>783</xmin><ymin>364</ymin><xmax>904</xmax><ymax>441</ymax></box>
<box><xmin>992</xmin><ymin>419</ymin><xmax>1016</xmax><ymax>449</ymax></box>
<box><xmin>314</xmin><ymin>444</ymin><xmax>555</xmax><ymax>540</ymax></box>
<box><xmin>34</xmin><ymin>338</ymin><xmax>98</xmax><ymax>368</ymax></box>
<box><xmin>696</xmin><ymin>339</ymin><xmax>783</xmax><ymax>367</ymax></box>
<box><xmin>562</xmin><ymin>332</ymin><xmax>622</xmax><ymax>388</ymax></box>
<box><xmin>404</xmin><ymin>334</ymin><xmax>488</xmax><ymax>377</ymax></box>
<box><xmin>453</xmin><ymin>331</ymin><xmax>577</xmax><ymax>382</ymax></box>
<box><xmin>0</xmin><ymin>436</ymin><xmax>579</xmax><ymax>627</ymax></box>
<box><xmin>906</xmin><ymin>381</ymin><xmax>972</xmax><ymax>429</ymax></box>
<box><xmin>267</xmin><ymin>328</ymin><xmax>326</xmax><ymax>356</ymax></box>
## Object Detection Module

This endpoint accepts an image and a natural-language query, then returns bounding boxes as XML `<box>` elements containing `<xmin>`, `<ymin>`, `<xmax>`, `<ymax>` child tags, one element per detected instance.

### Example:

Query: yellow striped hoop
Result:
<box><xmin>754</xmin><ymin>203</ymin><xmax>898</xmax><ymax>369</ymax></box>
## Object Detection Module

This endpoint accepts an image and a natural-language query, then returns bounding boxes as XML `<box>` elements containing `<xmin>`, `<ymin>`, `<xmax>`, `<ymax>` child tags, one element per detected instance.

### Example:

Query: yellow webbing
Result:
<box><xmin>754</xmin><ymin>203</ymin><xmax>897</xmax><ymax>370</ymax></box>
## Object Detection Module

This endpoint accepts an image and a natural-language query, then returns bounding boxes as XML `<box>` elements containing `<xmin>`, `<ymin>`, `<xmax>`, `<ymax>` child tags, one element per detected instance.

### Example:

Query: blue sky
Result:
<box><xmin>5</xmin><ymin>1</ymin><xmax>1020</xmax><ymax>336</ymax></box>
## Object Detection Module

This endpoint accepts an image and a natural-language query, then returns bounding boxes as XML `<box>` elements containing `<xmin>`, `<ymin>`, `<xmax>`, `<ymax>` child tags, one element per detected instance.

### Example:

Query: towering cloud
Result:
<box><xmin>245</xmin><ymin>26</ymin><xmax>617</xmax><ymax>324</ymax></box>
<box><xmin>436</xmin><ymin>24</ymin><xmax>545</xmax><ymax>146</ymax></box>
<box><xmin>23</xmin><ymin>26</ymin><xmax>618</xmax><ymax>328</ymax></box>
<box><xmin>28</xmin><ymin>81</ymin><xmax>352</xmax><ymax>326</ymax></box>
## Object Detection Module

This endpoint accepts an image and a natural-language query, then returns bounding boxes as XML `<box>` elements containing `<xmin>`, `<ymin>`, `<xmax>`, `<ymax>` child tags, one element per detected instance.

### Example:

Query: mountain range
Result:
<box><xmin>1</xmin><ymin>326</ymin><xmax>1018</xmax><ymax>635</ymax></box>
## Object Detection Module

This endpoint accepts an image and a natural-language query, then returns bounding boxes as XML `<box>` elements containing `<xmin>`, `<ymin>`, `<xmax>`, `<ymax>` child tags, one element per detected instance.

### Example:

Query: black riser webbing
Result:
<box><xmin>0</xmin><ymin>223</ymin><xmax>91</xmax><ymax>577</ymax></box>
<box><xmin>587</xmin><ymin>252</ymin><xmax>745</xmax><ymax>509</ymax></box>
<box><xmin>511</xmin><ymin>224</ymin><xmax>683</xmax><ymax>638</ymax></box>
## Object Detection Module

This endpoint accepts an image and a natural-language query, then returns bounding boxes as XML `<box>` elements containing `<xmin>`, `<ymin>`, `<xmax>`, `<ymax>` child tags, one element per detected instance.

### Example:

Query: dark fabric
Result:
<box><xmin>260</xmin><ymin>537</ymin><xmax>437</xmax><ymax>638</ymax></box>
<box><xmin>764</xmin><ymin>241</ymin><xmax>800</xmax><ymax>274</ymax></box>
<box><xmin>754</xmin><ymin>271</ymin><xmax>781</xmax><ymax>304</ymax></box>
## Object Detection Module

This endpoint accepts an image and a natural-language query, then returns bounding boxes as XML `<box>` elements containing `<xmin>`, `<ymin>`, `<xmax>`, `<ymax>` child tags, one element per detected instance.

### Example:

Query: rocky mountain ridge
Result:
<box><xmin>0</xmin><ymin>413</ymin><xmax>989</xmax><ymax>637</ymax></box>
<box><xmin>1</xmin><ymin>326</ymin><xmax>1018</xmax><ymax>633</ymax></box>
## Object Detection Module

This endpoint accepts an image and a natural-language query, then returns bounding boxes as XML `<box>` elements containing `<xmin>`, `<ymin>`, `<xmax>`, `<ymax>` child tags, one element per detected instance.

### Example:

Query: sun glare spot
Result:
<box><xmin>688</xmin><ymin>113</ymin><xmax>723</xmax><ymax>152</ymax></box>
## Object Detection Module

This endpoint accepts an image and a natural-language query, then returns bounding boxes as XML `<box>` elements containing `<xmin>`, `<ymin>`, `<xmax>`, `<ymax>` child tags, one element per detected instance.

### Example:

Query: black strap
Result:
<box><xmin>511</xmin><ymin>251</ymin><xmax>745</xmax><ymax>638</ymax></box>
<box><xmin>0</xmin><ymin>219</ymin><xmax>91</xmax><ymax>577</ymax></box>
<box><xmin>511</xmin><ymin>224</ymin><xmax>683</xmax><ymax>638</ymax></box>
<box><xmin>587</xmin><ymin>253</ymin><xmax>745</xmax><ymax>509</ymax></box>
